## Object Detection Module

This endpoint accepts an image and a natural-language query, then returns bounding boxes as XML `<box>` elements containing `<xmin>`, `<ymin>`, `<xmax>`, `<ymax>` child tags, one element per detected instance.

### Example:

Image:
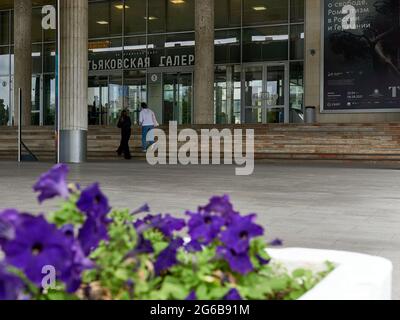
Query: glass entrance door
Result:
<box><xmin>88</xmin><ymin>75</ymin><xmax>109</xmax><ymax>125</ymax></box>
<box><xmin>243</xmin><ymin>63</ymin><xmax>289</xmax><ymax>124</ymax></box>
<box><xmin>163</xmin><ymin>73</ymin><xmax>193</xmax><ymax>125</ymax></box>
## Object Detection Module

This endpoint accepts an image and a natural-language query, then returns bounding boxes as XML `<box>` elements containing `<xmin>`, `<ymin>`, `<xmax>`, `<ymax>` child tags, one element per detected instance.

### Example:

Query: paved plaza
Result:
<box><xmin>0</xmin><ymin>160</ymin><xmax>400</xmax><ymax>299</ymax></box>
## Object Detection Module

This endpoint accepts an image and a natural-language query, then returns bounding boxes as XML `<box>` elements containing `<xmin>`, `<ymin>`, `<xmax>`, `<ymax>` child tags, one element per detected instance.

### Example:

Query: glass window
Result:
<box><xmin>108</xmin><ymin>73</ymin><xmax>124</xmax><ymax>125</ymax></box>
<box><xmin>289</xmin><ymin>61</ymin><xmax>304</xmax><ymax>120</ymax></box>
<box><xmin>290</xmin><ymin>24</ymin><xmax>304</xmax><ymax>60</ymax></box>
<box><xmin>0</xmin><ymin>11</ymin><xmax>10</xmax><ymax>46</ymax></box>
<box><xmin>124</xmin><ymin>69</ymin><xmax>147</xmax><ymax>124</ymax></box>
<box><xmin>242</xmin><ymin>26</ymin><xmax>289</xmax><ymax>62</ymax></box>
<box><xmin>32</xmin><ymin>7</ymin><xmax>42</xmax><ymax>43</ymax></box>
<box><xmin>124</xmin><ymin>0</ymin><xmax>147</xmax><ymax>35</ymax></box>
<box><xmin>290</xmin><ymin>0</ymin><xmax>304</xmax><ymax>23</ymax></box>
<box><xmin>243</xmin><ymin>0</ymin><xmax>289</xmax><ymax>26</ymax></box>
<box><xmin>0</xmin><ymin>46</ymin><xmax>9</xmax><ymax>75</ymax></box>
<box><xmin>148</xmin><ymin>0</ymin><xmax>195</xmax><ymax>34</ymax></box>
<box><xmin>215</xmin><ymin>0</ymin><xmax>241</xmax><ymax>29</ymax></box>
<box><xmin>43</xmin><ymin>74</ymin><xmax>55</xmax><ymax>125</ymax></box>
<box><xmin>124</xmin><ymin>36</ymin><xmax>148</xmax><ymax>69</ymax></box>
<box><xmin>43</xmin><ymin>43</ymin><xmax>56</xmax><ymax>73</ymax></box>
<box><xmin>32</xmin><ymin>44</ymin><xmax>42</xmax><ymax>74</ymax></box>
<box><xmin>31</xmin><ymin>75</ymin><xmax>41</xmax><ymax>125</ymax></box>
<box><xmin>88</xmin><ymin>38</ymin><xmax>123</xmax><ymax>72</ymax></box>
<box><xmin>89</xmin><ymin>0</ymin><xmax>123</xmax><ymax>39</ymax></box>
<box><xmin>214</xmin><ymin>65</ymin><xmax>241</xmax><ymax>124</ymax></box>
<box><xmin>215</xmin><ymin>29</ymin><xmax>241</xmax><ymax>64</ymax></box>
<box><xmin>148</xmin><ymin>32</ymin><xmax>195</xmax><ymax>68</ymax></box>
<box><xmin>0</xmin><ymin>75</ymin><xmax>10</xmax><ymax>126</ymax></box>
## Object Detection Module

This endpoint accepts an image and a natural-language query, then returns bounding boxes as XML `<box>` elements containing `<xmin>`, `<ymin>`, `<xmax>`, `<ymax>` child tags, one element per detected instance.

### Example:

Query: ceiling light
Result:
<box><xmin>252</xmin><ymin>6</ymin><xmax>267</xmax><ymax>11</ymax></box>
<box><xmin>145</xmin><ymin>16</ymin><xmax>158</xmax><ymax>20</ymax></box>
<box><xmin>170</xmin><ymin>0</ymin><xmax>185</xmax><ymax>4</ymax></box>
<box><xmin>96</xmin><ymin>21</ymin><xmax>109</xmax><ymax>25</ymax></box>
<box><xmin>115</xmin><ymin>4</ymin><xmax>130</xmax><ymax>10</ymax></box>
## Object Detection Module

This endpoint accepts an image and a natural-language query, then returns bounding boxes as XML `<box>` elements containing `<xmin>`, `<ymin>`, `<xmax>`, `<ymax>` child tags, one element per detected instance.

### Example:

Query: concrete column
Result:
<box><xmin>59</xmin><ymin>0</ymin><xmax>88</xmax><ymax>163</ymax></box>
<box><xmin>304</xmin><ymin>0</ymin><xmax>321</xmax><ymax>123</ymax></box>
<box><xmin>194</xmin><ymin>0</ymin><xmax>214</xmax><ymax>124</ymax></box>
<box><xmin>14</xmin><ymin>0</ymin><xmax>32</xmax><ymax>126</ymax></box>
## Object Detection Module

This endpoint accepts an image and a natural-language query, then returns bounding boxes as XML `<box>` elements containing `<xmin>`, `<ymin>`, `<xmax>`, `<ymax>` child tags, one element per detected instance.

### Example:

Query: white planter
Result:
<box><xmin>268</xmin><ymin>248</ymin><xmax>393</xmax><ymax>300</ymax></box>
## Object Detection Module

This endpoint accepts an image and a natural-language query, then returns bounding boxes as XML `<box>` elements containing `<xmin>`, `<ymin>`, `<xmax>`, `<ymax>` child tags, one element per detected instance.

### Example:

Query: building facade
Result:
<box><xmin>1</xmin><ymin>0</ymin><xmax>400</xmax><ymax>131</ymax></box>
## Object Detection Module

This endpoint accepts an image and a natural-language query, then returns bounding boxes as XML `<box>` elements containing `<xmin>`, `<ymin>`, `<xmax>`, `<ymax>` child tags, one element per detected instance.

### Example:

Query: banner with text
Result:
<box><xmin>323</xmin><ymin>0</ymin><xmax>400</xmax><ymax>111</ymax></box>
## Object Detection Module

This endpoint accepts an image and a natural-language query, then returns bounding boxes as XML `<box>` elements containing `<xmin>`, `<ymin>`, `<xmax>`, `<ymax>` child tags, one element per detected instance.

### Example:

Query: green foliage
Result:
<box><xmin>82</xmin><ymin>209</ymin><xmax>138</xmax><ymax>298</ymax></box>
<box><xmin>47</xmin><ymin>193</ymin><xmax>85</xmax><ymax>227</ymax></box>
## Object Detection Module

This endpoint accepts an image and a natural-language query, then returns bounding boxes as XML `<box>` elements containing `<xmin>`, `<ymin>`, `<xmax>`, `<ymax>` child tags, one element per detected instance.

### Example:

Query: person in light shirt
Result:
<box><xmin>139</xmin><ymin>102</ymin><xmax>159</xmax><ymax>152</ymax></box>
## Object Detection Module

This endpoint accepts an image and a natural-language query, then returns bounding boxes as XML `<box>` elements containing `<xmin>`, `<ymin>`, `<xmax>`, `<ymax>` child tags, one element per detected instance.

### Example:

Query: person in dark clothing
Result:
<box><xmin>117</xmin><ymin>110</ymin><xmax>132</xmax><ymax>160</ymax></box>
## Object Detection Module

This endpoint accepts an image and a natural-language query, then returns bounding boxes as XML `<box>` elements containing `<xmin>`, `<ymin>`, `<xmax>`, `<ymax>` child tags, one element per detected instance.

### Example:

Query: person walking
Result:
<box><xmin>139</xmin><ymin>102</ymin><xmax>159</xmax><ymax>152</ymax></box>
<box><xmin>117</xmin><ymin>109</ymin><xmax>132</xmax><ymax>160</ymax></box>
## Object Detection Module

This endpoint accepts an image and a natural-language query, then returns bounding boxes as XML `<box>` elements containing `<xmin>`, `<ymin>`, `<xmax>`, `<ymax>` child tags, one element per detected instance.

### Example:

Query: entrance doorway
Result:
<box><xmin>243</xmin><ymin>63</ymin><xmax>289</xmax><ymax>124</ymax></box>
<box><xmin>163</xmin><ymin>73</ymin><xmax>193</xmax><ymax>125</ymax></box>
<box><xmin>147</xmin><ymin>68</ymin><xmax>193</xmax><ymax>125</ymax></box>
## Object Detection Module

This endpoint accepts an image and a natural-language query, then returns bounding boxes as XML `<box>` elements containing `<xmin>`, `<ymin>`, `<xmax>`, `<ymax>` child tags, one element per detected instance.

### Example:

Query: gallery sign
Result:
<box><xmin>89</xmin><ymin>53</ymin><xmax>195</xmax><ymax>71</ymax></box>
<box><xmin>323</xmin><ymin>0</ymin><xmax>400</xmax><ymax>111</ymax></box>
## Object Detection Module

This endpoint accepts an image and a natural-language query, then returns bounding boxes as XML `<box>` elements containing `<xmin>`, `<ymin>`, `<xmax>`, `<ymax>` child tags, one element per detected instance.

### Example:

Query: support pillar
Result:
<box><xmin>194</xmin><ymin>0</ymin><xmax>214</xmax><ymax>124</ymax></box>
<box><xmin>14</xmin><ymin>0</ymin><xmax>32</xmax><ymax>126</ymax></box>
<box><xmin>59</xmin><ymin>0</ymin><xmax>88</xmax><ymax>163</ymax></box>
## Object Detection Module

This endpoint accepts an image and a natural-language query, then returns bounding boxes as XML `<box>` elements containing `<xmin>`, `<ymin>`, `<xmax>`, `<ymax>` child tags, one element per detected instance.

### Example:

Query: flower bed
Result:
<box><xmin>0</xmin><ymin>164</ymin><xmax>333</xmax><ymax>300</ymax></box>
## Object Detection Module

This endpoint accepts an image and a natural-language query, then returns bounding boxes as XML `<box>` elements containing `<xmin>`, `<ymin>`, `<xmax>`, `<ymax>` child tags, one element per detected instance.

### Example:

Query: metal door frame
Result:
<box><xmin>160</xmin><ymin>69</ymin><xmax>194</xmax><ymax>125</ymax></box>
<box><xmin>241</xmin><ymin>61</ymin><xmax>290</xmax><ymax>124</ymax></box>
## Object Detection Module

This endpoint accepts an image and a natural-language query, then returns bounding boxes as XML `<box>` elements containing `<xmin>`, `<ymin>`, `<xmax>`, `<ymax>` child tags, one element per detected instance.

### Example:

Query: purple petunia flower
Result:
<box><xmin>62</xmin><ymin>239</ymin><xmax>94</xmax><ymax>293</ymax></box>
<box><xmin>135</xmin><ymin>214</ymin><xmax>185</xmax><ymax>238</ymax></box>
<box><xmin>220</xmin><ymin>214</ymin><xmax>263</xmax><ymax>254</ymax></box>
<box><xmin>0</xmin><ymin>264</ymin><xmax>25</xmax><ymax>300</ymax></box>
<box><xmin>154</xmin><ymin>238</ymin><xmax>184</xmax><ymax>275</ymax></box>
<box><xmin>186</xmin><ymin>211</ymin><xmax>225</xmax><ymax>245</ymax></box>
<box><xmin>186</xmin><ymin>291</ymin><xmax>197</xmax><ymax>300</ymax></box>
<box><xmin>76</xmin><ymin>183</ymin><xmax>111</xmax><ymax>219</ymax></box>
<box><xmin>128</xmin><ymin>234</ymin><xmax>154</xmax><ymax>256</ymax></box>
<box><xmin>33</xmin><ymin>164</ymin><xmax>70</xmax><ymax>203</ymax></box>
<box><xmin>201</xmin><ymin>195</ymin><xmax>239</xmax><ymax>221</ymax></box>
<box><xmin>131</xmin><ymin>203</ymin><xmax>150</xmax><ymax>216</ymax></box>
<box><xmin>217</xmin><ymin>246</ymin><xmax>253</xmax><ymax>275</ymax></box>
<box><xmin>224</xmin><ymin>288</ymin><xmax>242</xmax><ymax>300</ymax></box>
<box><xmin>1</xmin><ymin>215</ymin><xmax>75</xmax><ymax>286</ymax></box>
<box><xmin>184</xmin><ymin>240</ymin><xmax>202</xmax><ymax>252</ymax></box>
<box><xmin>78</xmin><ymin>217</ymin><xmax>109</xmax><ymax>256</ymax></box>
